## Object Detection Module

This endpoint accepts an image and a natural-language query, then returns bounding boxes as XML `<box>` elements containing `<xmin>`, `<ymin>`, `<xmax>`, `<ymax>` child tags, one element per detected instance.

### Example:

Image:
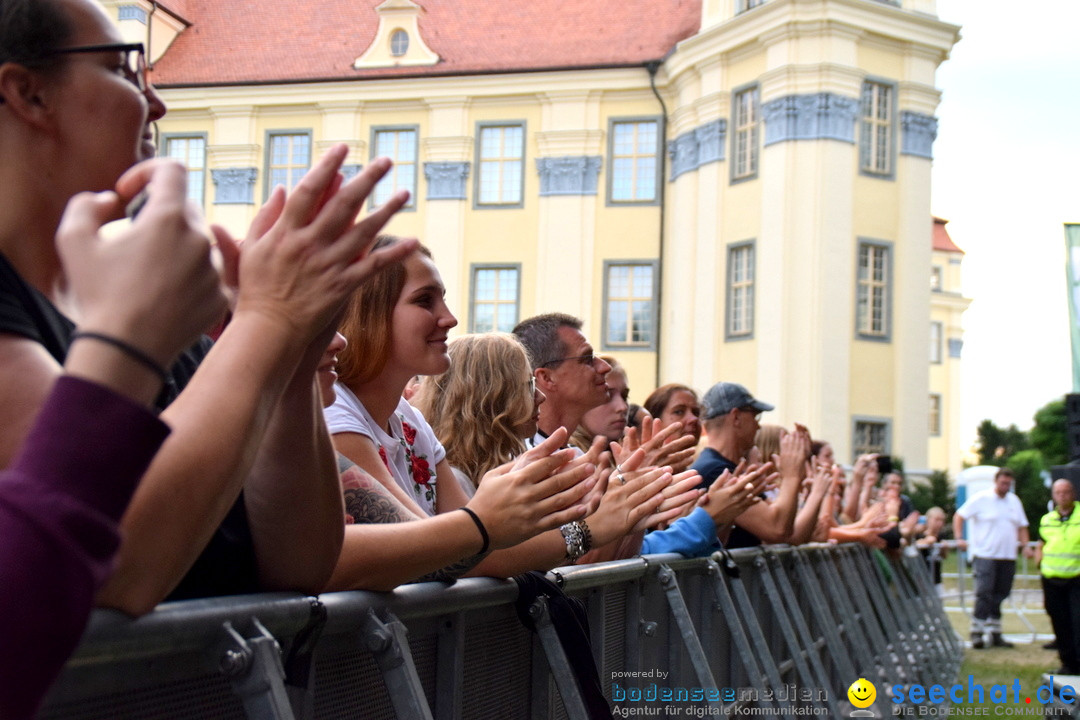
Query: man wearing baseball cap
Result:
<box><xmin>691</xmin><ymin>382</ymin><xmax>774</xmax><ymax>488</ymax></box>
<box><xmin>690</xmin><ymin>381</ymin><xmax>807</xmax><ymax>548</ymax></box>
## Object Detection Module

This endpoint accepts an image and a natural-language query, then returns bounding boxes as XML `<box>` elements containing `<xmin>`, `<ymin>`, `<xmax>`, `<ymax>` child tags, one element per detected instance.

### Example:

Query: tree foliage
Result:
<box><xmin>910</xmin><ymin>470</ymin><xmax>954</xmax><ymax>517</ymax></box>
<box><xmin>1029</xmin><ymin>399</ymin><xmax>1069</xmax><ymax>467</ymax></box>
<box><xmin>1006</xmin><ymin>449</ymin><xmax>1050</xmax><ymax>541</ymax></box>
<box><xmin>975</xmin><ymin>419</ymin><xmax>1029</xmax><ymax>466</ymax></box>
<box><xmin>967</xmin><ymin>396</ymin><xmax>1068</xmax><ymax>540</ymax></box>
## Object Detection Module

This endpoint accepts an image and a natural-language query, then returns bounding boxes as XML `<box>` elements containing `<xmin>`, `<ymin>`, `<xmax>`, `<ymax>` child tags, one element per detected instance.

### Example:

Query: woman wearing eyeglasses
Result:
<box><xmin>0</xmin><ymin>0</ymin><xmax>416</xmax><ymax>615</ymax></box>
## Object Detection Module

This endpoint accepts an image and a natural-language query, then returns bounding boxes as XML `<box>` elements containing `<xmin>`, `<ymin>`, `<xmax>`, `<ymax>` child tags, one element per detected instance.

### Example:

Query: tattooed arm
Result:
<box><xmin>326</xmin><ymin>463</ymin><xmax>489</xmax><ymax>591</ymax></box>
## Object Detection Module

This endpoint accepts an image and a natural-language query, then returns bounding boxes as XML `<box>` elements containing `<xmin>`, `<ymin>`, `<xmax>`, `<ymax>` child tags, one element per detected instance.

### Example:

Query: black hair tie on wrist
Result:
<box><xmin>70</xmin><ymin>331</ymin><xmax>169</xmax><ymax>384</ymax></box>
<box><xmin>459</xmin><ymin>507</ymin><xmax>490</xmax><ymax>555</ymax></box>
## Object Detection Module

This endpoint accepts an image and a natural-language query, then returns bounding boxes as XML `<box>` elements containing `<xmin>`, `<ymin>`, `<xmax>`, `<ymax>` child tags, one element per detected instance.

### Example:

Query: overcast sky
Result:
<box><xmin>930</xmin><ymin>1</ymin><xmax>1080</xmax><ymax>449</ymax></box>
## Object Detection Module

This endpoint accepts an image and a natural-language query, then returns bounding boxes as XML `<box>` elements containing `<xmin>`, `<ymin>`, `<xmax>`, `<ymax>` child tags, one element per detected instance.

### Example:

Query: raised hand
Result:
<box><xmin>700</xmin><ymin>462</ymin><xmax>773</xmax><ymax>526</ymax></box>
<box><xmin>58</xmin><ymin>159</ymin><xmax>227</xmax><ymax>371</ymax></box>
<box><xmin>466</xmin><ymin>427</ymin><xmax>597</xmax><ymax>550</ymax></box>
<box><xmin>214</xmin><ymin>145</ymin><xmax>417</xmax><ymax>344</ymax></box>
<box><xmin>633</xmin><ymin>470</ymin><xmax>705</xmax><ymax>532</ymax></box>
<box><xmin>614</xmin><ymin>419</ymin><xmax>697</xmax><ymax>473</ymax></box>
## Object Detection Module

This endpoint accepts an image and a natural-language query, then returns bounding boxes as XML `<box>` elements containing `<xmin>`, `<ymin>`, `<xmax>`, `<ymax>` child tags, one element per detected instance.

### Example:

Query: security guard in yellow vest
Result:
<box><xmin>1037</xmin><ymin>479</ymin><xmax>1080</xmax><ymax>674</ymax></box>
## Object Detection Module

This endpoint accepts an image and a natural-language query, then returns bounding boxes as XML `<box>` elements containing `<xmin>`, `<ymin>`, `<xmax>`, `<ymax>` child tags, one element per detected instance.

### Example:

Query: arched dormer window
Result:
<box><xmin>390</xmin><ymin>29</ymin><xmax>409</xmax><ymax>56</ymax></box>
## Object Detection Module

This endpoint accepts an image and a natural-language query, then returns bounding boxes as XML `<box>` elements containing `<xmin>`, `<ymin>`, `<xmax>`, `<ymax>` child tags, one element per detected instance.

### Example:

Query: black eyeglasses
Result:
<box><xmin>540</xmin><ymin>353</ymin><xmax>596</xmax><ymax>369</ymax></box>
<box><xmin>49</xmin><ymin>42</ymin><xmax>148</xmax><ymax>92</ymax></box>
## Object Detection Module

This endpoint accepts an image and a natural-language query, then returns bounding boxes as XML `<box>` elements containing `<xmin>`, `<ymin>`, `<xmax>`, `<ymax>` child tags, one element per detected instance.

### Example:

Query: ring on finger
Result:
<box><xmin>614</xmin><ymin>472</ymin><xmax>626</xmax><ymax>485</ymax></box>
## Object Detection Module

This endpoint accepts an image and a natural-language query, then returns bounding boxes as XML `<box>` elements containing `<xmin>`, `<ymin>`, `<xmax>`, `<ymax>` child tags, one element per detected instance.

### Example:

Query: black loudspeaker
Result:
<box><xmin>1067</xmin><ymin>394</ymin><xmax>1080</xmax><ymax>462</ymax></box>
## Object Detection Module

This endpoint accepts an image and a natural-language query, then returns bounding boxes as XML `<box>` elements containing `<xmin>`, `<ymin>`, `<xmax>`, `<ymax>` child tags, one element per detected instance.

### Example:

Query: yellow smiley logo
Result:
<box><xmin>847</xmin><ymin>677</ymin><xmax>876</xmax><ymax>708</ymax></box>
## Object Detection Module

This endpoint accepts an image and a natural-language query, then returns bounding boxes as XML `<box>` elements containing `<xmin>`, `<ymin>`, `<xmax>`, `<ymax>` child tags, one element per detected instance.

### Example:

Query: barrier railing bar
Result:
<box><xmin>904</xmin><ymin>553</ymin><xmax>964</xmax><ymax>675</ymax></box>
<box><xmin>867</xmin><ymin>551</ymin><xmax>945</xmax><ymax>688</ymax></box>
<box><xmin>281</xmin><ymin>598</ymin><xmax>326</xmax><ymax>720</ymax></box>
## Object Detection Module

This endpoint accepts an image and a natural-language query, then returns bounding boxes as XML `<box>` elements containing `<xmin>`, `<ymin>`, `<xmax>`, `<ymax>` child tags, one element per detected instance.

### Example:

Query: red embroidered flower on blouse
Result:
<box><xmin>402</xmin><ymin>421</ymin><xmax>418</xmax><ymax>446</ymax></box>
<box><xmin>378</xmin><ymin>446</ymin><xmax>390</xmax><ymax>470</ymax></box>
<box><xmin>411</xmin><ymin>455</ymin><xmax>431</xmax><ymax>485</ymax></box>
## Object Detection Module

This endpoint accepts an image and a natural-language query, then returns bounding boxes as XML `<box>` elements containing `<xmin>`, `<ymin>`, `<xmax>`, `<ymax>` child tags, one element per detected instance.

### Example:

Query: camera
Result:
<box><xmin>876</xmin><ymin>455</ymin><xmax>893</xmax><ymax>476</ymax></box>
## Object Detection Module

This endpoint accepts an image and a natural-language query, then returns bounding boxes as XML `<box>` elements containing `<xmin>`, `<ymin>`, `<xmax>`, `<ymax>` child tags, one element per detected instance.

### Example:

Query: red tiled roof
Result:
<box><xmin>154</xmin><ymin>0</ymin><xmax>191</xmax><ymax>25</ymax></box>
<box><xmin>932</xmin><ymin>217</ymin><xmax>963</xmax><ymax>254</ymax></box>
<box><xmin>149</xmin><ymin>0</ymin><xmax>701</xmax><ymax>86</ymax></box>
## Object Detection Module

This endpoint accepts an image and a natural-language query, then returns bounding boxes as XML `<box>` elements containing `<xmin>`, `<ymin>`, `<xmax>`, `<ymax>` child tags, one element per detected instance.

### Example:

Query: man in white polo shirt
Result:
<box><xmin>954</xmin><ymin>468</ymin><xmax>1034</xmax><ymax>648</ymax></box>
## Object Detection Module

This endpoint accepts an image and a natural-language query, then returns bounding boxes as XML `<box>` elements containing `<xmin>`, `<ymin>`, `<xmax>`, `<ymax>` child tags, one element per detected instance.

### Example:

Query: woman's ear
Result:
<box><xmin>0</xmin><ymin>62</ymin><xmax>52</xmax><ymax>127</ymax></box>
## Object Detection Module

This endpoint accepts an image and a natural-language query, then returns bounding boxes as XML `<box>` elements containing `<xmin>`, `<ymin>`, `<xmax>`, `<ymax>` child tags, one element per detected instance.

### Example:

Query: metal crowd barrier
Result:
<box><xmin>937</xmin><ymin>541</ymin><xmax>1049</xmax><ymax>641</ymax></box>
<box><xmin>39</xmin><ymin>543</ymin><xmax>961</xmax><ymax>719</ymax></box>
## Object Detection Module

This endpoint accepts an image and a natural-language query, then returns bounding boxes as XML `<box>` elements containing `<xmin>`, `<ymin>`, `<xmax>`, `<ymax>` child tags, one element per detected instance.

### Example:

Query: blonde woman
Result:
<box><xmin>413</xmin><ymin>333</ymin><xmax>543</xmax><ymax>497</ymax></box>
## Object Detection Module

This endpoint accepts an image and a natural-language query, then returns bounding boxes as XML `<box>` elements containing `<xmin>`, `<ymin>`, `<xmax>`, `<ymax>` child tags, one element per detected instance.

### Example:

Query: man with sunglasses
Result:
<box><xmin>691</xmin><ymin>382</ymin><xmax>809</xmax><ymax>548</ymax></box>
<box><xmin>513</xmin><ymin>313</ymin><xmax>612</xmax><ymax>452</ymax></box>
<box><xmin>693</xmin><ymin>382</ymin><xmax>773</xmax><ymax>489</ymax></box>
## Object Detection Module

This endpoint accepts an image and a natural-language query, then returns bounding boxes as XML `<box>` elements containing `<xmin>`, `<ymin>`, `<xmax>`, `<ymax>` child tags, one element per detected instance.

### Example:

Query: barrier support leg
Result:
<box><xmin>360</xmin><ymin>608</ymin><xmax>435</xmax><ymax>720</ymax></box>
<box><xmin>220</xmin><ymin>618</ymin><xmax>296</xmax><ymax>720</ymax></box>
<box><xmin>709</xmin><ymin>552</ymin><xmax>795</xmax><ymax>720</ymax></box>
<box><xmin>657</xmin><ymin>565</ymin><xmax>723</xmax><ymax>711</ymax></box>
<box><xmin>527</xmin><ymin>595</ymin><xmax>593</xmax><ymax>720</ymax></box>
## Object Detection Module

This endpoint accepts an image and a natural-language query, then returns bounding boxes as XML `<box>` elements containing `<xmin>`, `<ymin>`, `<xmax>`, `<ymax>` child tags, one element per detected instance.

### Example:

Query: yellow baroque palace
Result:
<box><xmin>107</xmin><ymin>0</ymin><xmax>970</xmax><ymax>477</ymax></box>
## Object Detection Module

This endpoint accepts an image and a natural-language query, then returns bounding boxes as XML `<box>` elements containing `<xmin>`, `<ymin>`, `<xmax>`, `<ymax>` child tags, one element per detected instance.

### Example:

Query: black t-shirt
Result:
<box><xmin>690</xmin><ymin>447</ymin><xmax>762</xmax><ymax>549</ymax></box>
<box><xmin>0</xmin><ymin>252</ymin><xmax>257</xmax><ymax>601</ymax></box>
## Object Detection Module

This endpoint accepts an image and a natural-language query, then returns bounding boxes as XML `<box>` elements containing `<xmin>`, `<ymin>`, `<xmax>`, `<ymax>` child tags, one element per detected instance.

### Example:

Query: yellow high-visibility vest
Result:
<box><xmin>1040</xmin><ymin>506</ymin><xmax>1080</xmax><ymax>579</ymax></box>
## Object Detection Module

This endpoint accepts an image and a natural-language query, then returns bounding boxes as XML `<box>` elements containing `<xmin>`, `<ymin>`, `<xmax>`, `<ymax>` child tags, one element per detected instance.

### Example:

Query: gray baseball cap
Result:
<box><xmin>701</xmin><ymin>382</ymin><xmax>774</xmax><ymax>420</ymax></box>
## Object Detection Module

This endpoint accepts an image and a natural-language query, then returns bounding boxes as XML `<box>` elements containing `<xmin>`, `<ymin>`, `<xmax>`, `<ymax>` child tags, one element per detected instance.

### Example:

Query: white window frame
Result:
<box><xmin>371</xmin><ymin>126</ymin><xmax>418</xmax><ymax>209</ymax></box>
<box><xmin>607</xmin><ymin>118</ymin><xmax>661</xmax><ymax>205</ymax></box>
<box><xmin>469</xmin><ymin>265</ymin><xmax>521</xmax><ymax>333</ymax></box>
<box><xmin>731</xmin><ymin>85</ymin><xmax>760</xmax><ymax>182</ymax></box>
<box><xmin>162</xmin><ymin>133</ymin><xmax>207</xmax><ymax>207</ymax></box>
<box><xmin>931</xmin><ymin>265</ymin><xmax>943</xmax><ymax>292</ymax></box>
<box><xmin>602</xmin><ymin>260</ymin><xmax>658</xmax><ymax>350</ymax></box>
<box><xmin>860</xmin><ymin>80</ymin><xmax>894</xmax><ymax>177</ymax></box>
<box><xmin>390</xmin><ymin>29</ymin><xmax>409</xmax><ymax>56</ymax></box>
<box><xmin>930</xmin><ymin>321</ymin><xmax>943</xmax><ymax>364</ymax></box>
<box><xmin>929</xmin><ymin>394</ymin><xmax>942</xmax><ymax>436</ymax></box>
<box><xmin>726</xmin><ymin>241</ymin><xmax>755</xmax><ymax>340</ymax></box>
<box><xmin>475</xmin><ymin>122</ymin><xmax>525</xmax><ymax>208</ymax></box>
<box><xmin>855</xmin><ymin>239</ymin><xmax>892</xmax><ymax>341</ymax></box>
<box><xmin>265</xmin><ymin>130</ymin><xmax>311</xmax><ymax>199</ymax></box>
<box><xmin>852</xmin><ymin>417</ymin><xmax>891</xmax><ymax>461</ymax></box>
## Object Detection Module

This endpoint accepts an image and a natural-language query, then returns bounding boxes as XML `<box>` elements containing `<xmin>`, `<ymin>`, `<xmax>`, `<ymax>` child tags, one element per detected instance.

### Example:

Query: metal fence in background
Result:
<box><xmin>933</xmin><ymin>541</ymin><xmax>1050</xmax><ymax>641</ymax></box>
<box><xmin>39</xmin><ymin>543</ymin><xmax>961</xmax><ymax>720</ymax></box>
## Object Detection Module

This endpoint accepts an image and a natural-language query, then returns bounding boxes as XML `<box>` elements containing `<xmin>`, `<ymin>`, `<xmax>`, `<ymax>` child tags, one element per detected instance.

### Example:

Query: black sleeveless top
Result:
<box><xmin>0</xmin><ymin>252</ymin><xmax>257</xmax><ymax>601</ymax></box>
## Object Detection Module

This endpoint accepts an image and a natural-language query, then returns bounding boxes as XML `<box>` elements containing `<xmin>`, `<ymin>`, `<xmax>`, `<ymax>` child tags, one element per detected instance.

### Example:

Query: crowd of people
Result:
<box><xmin>0</xmin><ymin>1</ymin><xmax>1028</xmax><ymax>717</ymax></box>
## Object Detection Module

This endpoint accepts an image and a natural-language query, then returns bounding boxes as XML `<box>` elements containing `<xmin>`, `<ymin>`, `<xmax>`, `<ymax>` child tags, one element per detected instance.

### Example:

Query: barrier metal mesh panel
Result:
<box><xmin>461</xmin><ymin>605</ymin><xmax>532</xmax><ymax>719</ymax></box>
<box><xmin>40</xmin><ymin>669</ymin><xmax>245</xmax><ymax>720</ymax></box>
<box><xmin>312</xmin><ymin>635</ymin><xmax>397</xmax><ymax>719</ymax></box>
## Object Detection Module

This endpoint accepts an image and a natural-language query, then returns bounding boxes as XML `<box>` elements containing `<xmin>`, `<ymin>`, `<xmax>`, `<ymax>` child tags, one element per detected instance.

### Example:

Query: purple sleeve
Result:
<box><xmin>0</xmin><ymin>376</ymin><xmax>169</xmax><ymax>719</ymax></box>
